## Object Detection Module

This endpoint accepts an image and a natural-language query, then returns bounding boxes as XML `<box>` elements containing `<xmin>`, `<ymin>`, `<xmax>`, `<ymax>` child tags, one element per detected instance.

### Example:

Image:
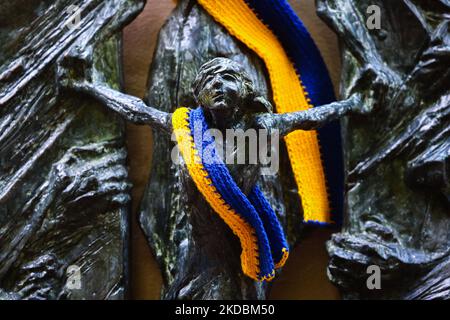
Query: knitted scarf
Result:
<box><xmin>172</xmin><ymin>106</ymin><xmax>289</xmax><ymax>282</ymax></box>
<box><xmin>196</xmin><ymin>0</ymin><xmax>343</xmax><ymax>225</ymax></box>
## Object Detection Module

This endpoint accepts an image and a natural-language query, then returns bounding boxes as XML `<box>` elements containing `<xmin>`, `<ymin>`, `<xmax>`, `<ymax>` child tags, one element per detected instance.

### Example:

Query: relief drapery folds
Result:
<box><xmin>317</xmin><ymin>0</ymin><xmax>450</xmax><ymax>299</ymax></box>
<box><xmin>0</xmin><ymin>0</ymin><xmax>145</xmax><ymax>299</ymax></box>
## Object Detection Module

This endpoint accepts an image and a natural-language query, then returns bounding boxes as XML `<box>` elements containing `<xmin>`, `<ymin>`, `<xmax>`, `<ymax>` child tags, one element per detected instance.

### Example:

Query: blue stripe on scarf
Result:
<box><xmin>248</xmin><ymin>187</ymin><xmax>289</xmax><ymax>264</ymax></box>
<box><xmin>244</xmin><ymin>0</ymin><xmax>344</xmax><ymax>225</ymax></box>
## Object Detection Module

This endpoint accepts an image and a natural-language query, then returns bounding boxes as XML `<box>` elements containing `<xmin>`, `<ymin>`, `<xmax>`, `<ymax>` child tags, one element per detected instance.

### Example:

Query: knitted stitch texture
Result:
<box><xmin>244</xmin><ymin>0</ymin><xmax>344</xmax><ymax>224</ymax></box>
<box><xmin>196</xmin><ymin>0</ymin><xmax>337</xmax><ymax>224</ymax></box>
<box><xmin>172</xmin><ymin>107</ymin><xmax>289</xmax><ymax>281</ymax></box>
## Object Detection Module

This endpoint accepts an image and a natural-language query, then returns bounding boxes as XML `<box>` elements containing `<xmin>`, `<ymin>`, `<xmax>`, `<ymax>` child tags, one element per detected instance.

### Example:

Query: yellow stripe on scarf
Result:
<box><xmin>172</xmin><ymin>107</ymin><xmax>272</xmax><ymax>281</ymax></box>
<box><xmin>197</xmin><ymin>0</ymin><xmax>331</xmax><ymax>223</ymax></box>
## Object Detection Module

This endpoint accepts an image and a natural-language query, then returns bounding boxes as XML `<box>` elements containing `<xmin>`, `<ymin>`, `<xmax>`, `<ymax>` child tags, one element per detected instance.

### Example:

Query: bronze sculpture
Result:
<box><xmin>135</xmin><ymin>0</ymin><xmax>347</xmax><ymax>299</ymax></box>
<box><xmin>62</xmin><ymin>55</ymin><xmax>359</xmax><ymax>294</ymax></box>
<box><xmin>1</xmin><ymin>0</ymin><xmax>448</xmax><ymax>300</ymax></box>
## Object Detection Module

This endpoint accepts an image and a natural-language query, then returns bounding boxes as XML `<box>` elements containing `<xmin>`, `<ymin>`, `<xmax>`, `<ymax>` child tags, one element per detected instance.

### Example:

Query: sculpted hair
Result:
<box><xmin>192</xmin><ymin>57</ymin><xmax>273</xmax><ymax>114</ymax></box>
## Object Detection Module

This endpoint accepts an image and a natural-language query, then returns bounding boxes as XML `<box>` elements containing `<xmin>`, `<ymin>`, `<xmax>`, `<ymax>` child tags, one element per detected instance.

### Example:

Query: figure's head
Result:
<box><xmin>192</xmin><ymin>58</ymin><xmax>272</xmax><ymax>117</ymax></box>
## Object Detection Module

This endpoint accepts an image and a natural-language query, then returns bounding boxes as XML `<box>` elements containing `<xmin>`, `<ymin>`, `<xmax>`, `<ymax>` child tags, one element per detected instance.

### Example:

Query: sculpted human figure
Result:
<box><xmin>62</xmin><ymin>57</ymin><xmax>359</xmax><ymax>283</ymax></box>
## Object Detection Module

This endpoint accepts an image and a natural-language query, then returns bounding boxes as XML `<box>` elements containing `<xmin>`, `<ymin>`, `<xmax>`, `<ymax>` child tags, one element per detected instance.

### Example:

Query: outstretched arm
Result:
<box><xmin>254</xmin><ymin>95</ymin><xmax>360</xmax><ymax>136</ymax></box>
<box><xmin>66</xmin><ymin>81</ymin><xmax>172</xmax><ymax>134</ymax></box>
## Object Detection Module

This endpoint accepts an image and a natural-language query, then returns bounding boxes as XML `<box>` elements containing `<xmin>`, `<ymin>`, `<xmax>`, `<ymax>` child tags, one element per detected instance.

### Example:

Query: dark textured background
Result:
<box><xmin>122</xmin><ymin>0</ymin><xmax>341</xmax><ymax>299</ymax></box>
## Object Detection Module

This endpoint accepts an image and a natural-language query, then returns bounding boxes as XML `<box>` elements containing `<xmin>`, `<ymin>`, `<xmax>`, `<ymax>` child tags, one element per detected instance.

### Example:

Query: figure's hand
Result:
<box><xmin>349</xmin><ymin>64</ymin><xmax>402</xmax><ymax>115</ymax></box>
<box><xmin>344</xmin><ymin>93</ymin><xmax>363</xmax><ymax>115</ymax></box>
<box><xmin>57</xmin><ymin>52</ymin><xmax>93</xmax><ymax>93</ymax></box>
<box><xmin>53</xmin><ymin>142</ymin><xmax>131</xmax><ymax>209</ymax></box>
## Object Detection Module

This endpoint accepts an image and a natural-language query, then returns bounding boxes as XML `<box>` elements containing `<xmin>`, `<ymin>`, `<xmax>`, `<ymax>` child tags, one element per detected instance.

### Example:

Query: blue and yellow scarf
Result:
<box><xmin>173</xmin><ymin>107</ymin><xmax>289</xmax><ymax>281</ymax></box>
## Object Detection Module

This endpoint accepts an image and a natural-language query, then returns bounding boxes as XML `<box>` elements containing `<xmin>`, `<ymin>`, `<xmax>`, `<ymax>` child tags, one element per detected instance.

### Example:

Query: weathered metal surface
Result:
<box><xmin>317</xmin><ymin>0</ymin><xmax>450</xmax><ymax>299</ymax></box>
<box><xmin>0</xmin><ymin>0</ymin><xmax>145</xmax><ymax>299</ymax></box>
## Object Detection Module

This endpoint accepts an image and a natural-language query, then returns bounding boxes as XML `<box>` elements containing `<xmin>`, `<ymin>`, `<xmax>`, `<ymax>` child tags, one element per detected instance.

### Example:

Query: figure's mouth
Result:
<box><xmin>212</xmin><ymin>93</ymin><xmax>224</xmax><ymax>102</ymax></box>
<box><xmin>208</xmin><ymin>93</ymin><xmax>229</xmax><ymax>110</ymax></box>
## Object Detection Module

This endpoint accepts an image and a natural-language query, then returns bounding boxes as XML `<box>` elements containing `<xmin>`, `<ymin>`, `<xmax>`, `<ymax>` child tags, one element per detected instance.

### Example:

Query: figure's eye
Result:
<box><xmin>204</xmin><ymin>75</ymin><xmax>214</xmax><ymax>84</ymax></box>
<box><xmin>222</xmin><ymin>74</ymin><xmax>236</xmax><ymax>81</ymax></box>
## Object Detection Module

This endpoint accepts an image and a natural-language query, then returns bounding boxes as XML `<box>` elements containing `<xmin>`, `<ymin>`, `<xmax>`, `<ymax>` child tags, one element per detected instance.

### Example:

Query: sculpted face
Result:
<box><xmin>193</xmin><ymin>58</ymin><xmax>254</xmax><ymax>117</ymax></box>
<box><xmin>198</xmin><ymin>68</ymin><xmax>241</xmax><ymax>112</ymax></box>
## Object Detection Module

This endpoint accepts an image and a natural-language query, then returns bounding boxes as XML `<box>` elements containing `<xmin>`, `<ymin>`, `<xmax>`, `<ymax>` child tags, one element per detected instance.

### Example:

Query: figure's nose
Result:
<box><xmin>211</xmin><ymin>76</ymin><xmax>222</xmax><ymax>89</ymax></box>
